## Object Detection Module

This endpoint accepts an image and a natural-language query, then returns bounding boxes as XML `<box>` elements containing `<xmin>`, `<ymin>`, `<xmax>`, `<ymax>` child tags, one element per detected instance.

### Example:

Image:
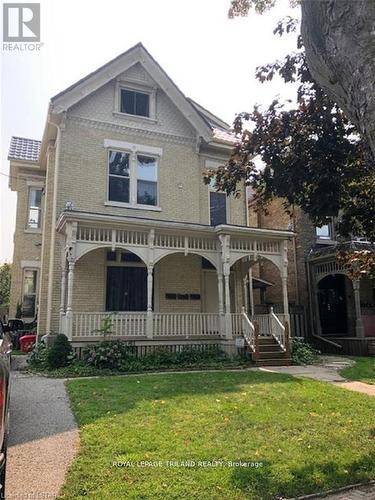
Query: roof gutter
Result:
<box><xmin>45</xmin><ymin>114</ymin><xmax>63</xmax><ymax>335</ymax></box>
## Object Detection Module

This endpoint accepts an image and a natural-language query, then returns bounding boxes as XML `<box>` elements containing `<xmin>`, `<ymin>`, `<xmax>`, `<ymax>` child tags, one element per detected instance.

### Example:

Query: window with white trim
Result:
<box><xmin>22</xmin><ymin>269</ymin><xmax>37</xmax><ymax>317</ymax></box>
<box><xmin>208</xmin><ymin>178</ymin><xmax>227</xmax><ymax>226</ymax></box>
<box><xmin>120</xmin><ymin>89</ymin><xmax>150</xmax><ymax>117</ymax></box>
<box><xmin>27</xmin><ymin>187</ymin><xmax>42</xmax><ymax>229</ymax></box>
<box><xmin>316</xmin><ymin>219</ymin><xmax>334</xmax><ymax>240</ymax></box>
<box><xmin>108</xmin><ymin>149</ymin><xmax>158</xmax><ymax>207</ymax></box>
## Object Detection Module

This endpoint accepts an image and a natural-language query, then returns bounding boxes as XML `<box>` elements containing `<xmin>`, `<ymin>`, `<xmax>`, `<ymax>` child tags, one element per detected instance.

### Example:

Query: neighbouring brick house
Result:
<box><xmin>248</xmin><ymin>197</ymin><xmax>375</xmax><ymax>355</ymax></box>
<box><xmin>8</xmin><ymin>43</ymin><xmax>295</xmax><ymax>364</ymax></box>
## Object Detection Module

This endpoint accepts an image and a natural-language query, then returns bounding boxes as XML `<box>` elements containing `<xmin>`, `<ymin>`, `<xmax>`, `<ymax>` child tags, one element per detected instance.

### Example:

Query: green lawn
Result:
<box><xmin>61</xmin><ymin>371</ymin><xmax>375</xmax><ymax>500</ymax></box>
<box><xmin>340</xmin><ymin>357</ymin><xmax>375</xmax><ymax>385</ymax></box>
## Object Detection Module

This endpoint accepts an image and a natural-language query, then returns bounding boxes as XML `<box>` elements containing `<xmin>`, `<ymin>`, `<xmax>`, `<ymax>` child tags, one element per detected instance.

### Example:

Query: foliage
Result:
<box><xmin>119</xmin><ymin>345</ymin><xmax>230</xmax><ymax>372</ymax></box>
<box><xmin>47</xmin><ymin>334</ymin><xmax>74</xmax><ymax>369</ymax></box>
<box><xmin>28</xmin><ymin>341</ymin><xmax>49</xmax><ymax>369</ymax></box>
<box><xmin>291</xmin><ymin>337</ymin><xmax>320</xmax><ymax>365</ymax></box>
<box><xmin>15</xmin><ymin>302</ymin><xmax>22</xmax><ymax>319</ymax></box>
<box><xmin>206</xmin><ymin>12</ymin><xmax>375</xmax><ymax>244</ymax></box>
<box><xmin>62</xmin><ymin>371</ymin><xmax>375</xmax><ymax>499</ymax></box>
<box><xmin>84</xmin><ymin>340</ymin><xmax>130</xmax><ymax>370</ymax></box>
<box><xmin>92</xmin><ymin>314</ymin><xmax>113</xmax><ymax>339</ymax></box>
<box><xmin>340</xmin><ymin>357</ymin><xmax>375</xmax><ymax>385</ymax></box>
<box><xmin>84</xmin><ymin>341</ymin><xmax>233</xmax><ymax>372</ymax></box>
<box><xmin>336</xmin><ymin>249</ymin><xmax>375</xmax><ymax>280</ymax></box>
<box><xmin>0</xmin><ymin>263</ymin><xmax>11</xmax><ymax>305</ymax></box>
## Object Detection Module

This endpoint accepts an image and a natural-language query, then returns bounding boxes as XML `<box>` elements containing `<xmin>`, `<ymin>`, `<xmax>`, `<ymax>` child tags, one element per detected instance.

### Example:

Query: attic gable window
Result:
<box><xmin>120</xmin><ymin>89</ymin><xmax>149</xmax><ymax>117</ymax></box>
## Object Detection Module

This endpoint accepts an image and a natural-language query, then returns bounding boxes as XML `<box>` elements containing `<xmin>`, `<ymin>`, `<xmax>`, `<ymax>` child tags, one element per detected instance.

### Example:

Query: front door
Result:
<box><xmin>318</xmin><ymin>274</ymin><xmax>348</xmax><ymax>335</ymax></box>
<box><xmin>106</xmin><ymin>266</ymin><xmax>147</xmax><ymax>311</ymax></box>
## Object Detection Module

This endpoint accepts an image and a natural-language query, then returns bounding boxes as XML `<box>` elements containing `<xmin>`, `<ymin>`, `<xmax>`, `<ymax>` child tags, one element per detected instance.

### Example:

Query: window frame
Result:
<box><xmin>26</xmin><ymin>186</ymin><xmax>43</xmax><ymax>231</ymax></box>
<box><xmin>316</xmin><ymin>218</ymin><xmax>335</xmax><ymax>243</ymax></box>
<box><xmin>205</xmin><ymin>159</ymin><xmax>229</xmax><ymax>226</ymax></box>
<box><xmin>22</xmin><ymin>268</ymin><xmax>38</xmax><ymax>318</ymax></box>
<box><xmin>114</xmin><ymin>81</ymin><xmax>157</xmax><ymax>122</ymax></box>
<box><xmin>105</xmin><ymin>140</ymin><xmax>162</xmax><ymax>211</ymax></box>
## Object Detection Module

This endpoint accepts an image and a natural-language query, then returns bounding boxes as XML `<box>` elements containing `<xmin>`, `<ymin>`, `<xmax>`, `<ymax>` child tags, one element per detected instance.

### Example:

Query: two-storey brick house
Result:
<box><xmin>8</xmin><ymin>43</ymin><xmax>294</xmax><ymax>360</ymax></box>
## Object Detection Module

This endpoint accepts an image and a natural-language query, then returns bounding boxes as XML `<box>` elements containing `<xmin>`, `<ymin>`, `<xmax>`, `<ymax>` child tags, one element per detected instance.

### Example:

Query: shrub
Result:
<box><xmin>84</xmin><ymin>340</ymin><xmax>130</xmax><ymax>370</ymax></box>
<box><xmin>292</xmin><ymin>337</ymin><xmax>320</xmax><ymax>365</ymax></box>
<box><xmin>28</xmin><ymin>341</ymin><xmax>49</xmax><ymax>369</ymax></box>
<box><xmin>47</xmin><ymin>334</ymin><xmax>73</xmax><ymax>369</ymax></box>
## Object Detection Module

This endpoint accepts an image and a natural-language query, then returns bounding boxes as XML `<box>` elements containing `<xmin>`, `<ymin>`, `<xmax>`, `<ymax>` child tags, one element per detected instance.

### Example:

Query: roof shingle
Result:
<box><xmin>8</xmin><ymin>136</ymin><xmax>41</xmax><ymax>162</ymax></box>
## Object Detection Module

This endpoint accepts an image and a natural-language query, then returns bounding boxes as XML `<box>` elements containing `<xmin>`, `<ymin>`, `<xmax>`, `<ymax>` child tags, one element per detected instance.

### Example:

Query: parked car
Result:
<box><xmin>0</xmin><ymin>321</ymin><xmax>11</xmax><ymax>496</ymax></box>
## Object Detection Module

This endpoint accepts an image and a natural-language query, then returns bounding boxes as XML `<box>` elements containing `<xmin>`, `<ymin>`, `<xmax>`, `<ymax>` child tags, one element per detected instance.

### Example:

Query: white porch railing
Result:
<box><xmin>153</xmin><ymin>313</ymin><xmax>220</xmax><ymax>337</ymax></box>
<box><xmin>242</xmin><ymin>309</ymin><xmax>255</xmax><ymax>350</ymax></box>
<box><xmin>269</xmin><ymin>307</ymin><xmax>286</xmax><ymax>350</ymax></box>
<box><xmin>252</xmin><ymin>314</ymin><xmax>271</xmax><ymax>335</ymax></box>
<box><xmin>231</xmin><ymin>313</ymin><xmax>244</xmax><ymax>337</ymax></box>
<box><xmin>72</xmin><ymin>312</ymin><xmax>222</xmax><ymax>338</ymax></box>
<box><xmin>72</xmin><ymin>312</ymin><xmax>147</xmax><ymax>338</ymax></box>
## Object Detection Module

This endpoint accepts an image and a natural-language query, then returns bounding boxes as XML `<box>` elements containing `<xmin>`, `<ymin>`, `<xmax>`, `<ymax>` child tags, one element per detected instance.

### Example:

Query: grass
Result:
<box><xmin>11</xmin><ymin>349</ymin><xmax>27</xmax><ymax>356</ymax></box>
<box><xmin>61</xmin><ymin>371</ymin><xmax>375</xmax><ymax>499</ymax></box>
<box><xmin>340</xmin><ymin>357</ymin><xmax>375</xmax><ymax>385</ymax></box>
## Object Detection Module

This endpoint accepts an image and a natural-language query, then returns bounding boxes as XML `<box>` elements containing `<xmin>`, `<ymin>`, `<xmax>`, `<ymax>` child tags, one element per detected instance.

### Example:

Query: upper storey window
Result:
<box><xmin>316</xmin><ymin>218</ymin><xmax>335</xmax><ymax>241</ymax></box>
<box><xmin>105</xmin><ymin>139</ymin><xmax>162</xmax><ymax>210</ymax></box>
<box><xmin>27</xmin><ymin>187</ymin><xmax>42</xmax><ymax>229</ymax></box>
<box><xmin>120</xmin><ymin>89</ymin><xmax>150</xmax><ymax>117</ymax></box>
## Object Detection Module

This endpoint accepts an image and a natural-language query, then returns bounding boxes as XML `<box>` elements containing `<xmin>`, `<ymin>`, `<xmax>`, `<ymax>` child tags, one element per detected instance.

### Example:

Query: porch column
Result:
<box><xmin>281</xmin><ymin>276</ymin><xmax>290</xmax><ymax>326</ymax></box>
<box><xmin>248</xmin><ymin>267</ymin><xmax>255</xmax><ymax>317</ymax></box>
<box><xmin>217</xmin><ymin>270</ymin><xmax>225</xmax><ymax>337</ymax></box>
<box><xmin>243</xmin><ymin>277</ymin><xmax>249</xmax><ymax>313</ymax></box>
<box><xmin>353</xmin><ymin>279</ymin><xmax>365</xmax><ymax>338</ymax></box>
<box><xmin>59</xmin><ymin>262</ymin><xmax>67</xmax><ymax>334</ymax></box>
<box><xmin>312</xmin><ymin>274</ymin><xmax>323</xmax><ymax>335</ymax></box>
<box><xmin>146</xmin><ymin>264</ymin><xmax>154</xmax><ymax>339</ymax></box>
<box><xmin>65</xmin><ymin>260</ymin><xmax>75</xmax><ymax>340</ymax></box>
<box><xmin>224</xmin><ymin>264</ymin><xmax>232</xmax><ymax>339</ymax></box>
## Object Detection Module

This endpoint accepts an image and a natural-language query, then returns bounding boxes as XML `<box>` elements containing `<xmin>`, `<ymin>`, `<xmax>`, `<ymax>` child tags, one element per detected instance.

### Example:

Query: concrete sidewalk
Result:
<box><xmin>259</xmin><ymin>357</ymin><xmax>375</xmax><ymax>397</ymax></box>
<box><xmin>7</xmin><ymin>356</ymin><xmax>79</xmax><ymax>498</ymax></box>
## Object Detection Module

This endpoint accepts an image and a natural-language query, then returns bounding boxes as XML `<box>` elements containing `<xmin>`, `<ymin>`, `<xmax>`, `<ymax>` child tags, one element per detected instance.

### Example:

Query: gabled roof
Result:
<box><xmin>50</xmin><ymin>42</ymin><xmax>215</xmax><ymax>143</ymax></box>
<box><xmin>8</xmin><ymin>136</ymin><xmax>41</xmax><ymax>162</ymax></box>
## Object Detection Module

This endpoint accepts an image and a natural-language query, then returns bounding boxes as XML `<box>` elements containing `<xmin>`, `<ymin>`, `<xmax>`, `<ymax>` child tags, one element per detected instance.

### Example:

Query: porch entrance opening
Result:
<box><xmin>318</xmin><ymin>274</ymin><xmax>348</xmax><ymax>335</ymax></box>
<box><xmin>106</xmin><ymin>267</ymin><xmax>147</xmax><ymax>311</ymax></box>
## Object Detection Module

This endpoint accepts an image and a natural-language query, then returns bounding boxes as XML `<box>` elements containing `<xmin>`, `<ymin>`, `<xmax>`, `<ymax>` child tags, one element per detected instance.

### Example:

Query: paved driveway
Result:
<box><xmin>6</xmin><ymin>357</ymin><xmax>78</xmax><ymax>499</ymax></box>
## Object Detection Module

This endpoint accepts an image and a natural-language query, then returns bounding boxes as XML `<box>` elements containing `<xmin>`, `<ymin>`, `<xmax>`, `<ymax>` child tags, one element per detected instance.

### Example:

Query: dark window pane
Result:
<box><xmin>120</xmin><ymin>89</ymin><xmax>149</xmax><ymax>117</ymax></box>
<box><xmin>22</xmin><ymin>295</ymin><xmax>35</xmax><ymax>317</ymax></box>
<box><xmin>107</xmin><ymin>251</ymin><xmax>117</xmax><ymax>261</ymax></box>
<box><xmin>137</xmin><ymin>180</ymin><xmax>157</xmax><ymax>206</ymax></box>
<box><xmin>121</xmin><ymin>90</ymin><xmax>135</xmax><ymax>114</ymax></box>
<box><xmin>121</xmin><ymin>252</ymin><xmax>142</xmax><ymax>263</ymax></box>
<box><xmin>135</xmin><ymin>92</ymin><xmax>149</xmax><ymax>116</ymax></box>
<box><xmin>106</xmin><ymin>267</ymin><xmax>148</xmax><ymax>311</ymax></box>
<box><xmin>201</xmin><ymin>257</ymin><xmax>215</xmax><ymax>270</ymax></box>
<box><xmin>109</xmin><ymin>151</ymin><xmax>129</xmax><ymax>177</ymax></box>
<box><xmin>210</xmin><ymin>192</ymin><xmax>227</xmax><ymax>226</ymax></box>
<box><xmin>109</xmin><ymin>177</ymin><xmax>129</xmax><ymax>203</ymax></box>
<box><xmin>29</xmin><ymin>188</ymin><xmax>42</xmax><ymax>208</ymax></box>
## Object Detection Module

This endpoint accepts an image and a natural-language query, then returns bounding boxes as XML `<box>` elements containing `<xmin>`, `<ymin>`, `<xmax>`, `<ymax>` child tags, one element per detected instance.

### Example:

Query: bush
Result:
<box><xmin>28</xmin><ymin>341</ymin><xmax>49</xmax><ymax>369</ymax></box>
<box><xmin>84</xmin><ymin>340</ymin><xmax>130</xmax><ymax>370</ymax></box>
<box><xmin>292</xmin><ymin>337</ymin><xmax>320</xmax><ymax>365</ymax></box>
<box><xmin>119</xmin><ymin>346</ymin><xmax>230</xmax><ymax>372</ymax></box>
<box><xmin>47</xmin><ymin>334</ymin><xmax>73</xmax><ymax>369</ymax></box>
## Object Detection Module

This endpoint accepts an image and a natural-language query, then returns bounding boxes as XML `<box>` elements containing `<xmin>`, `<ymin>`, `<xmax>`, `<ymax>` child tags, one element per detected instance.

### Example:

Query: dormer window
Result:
<box><xmin>120</xmin><ymin>89</ymin><xmax>150</xmax><ymax>117</ymax></box>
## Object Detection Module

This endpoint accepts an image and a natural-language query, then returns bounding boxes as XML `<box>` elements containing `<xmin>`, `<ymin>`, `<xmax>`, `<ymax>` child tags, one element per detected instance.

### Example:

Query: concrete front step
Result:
<box><xmin>254</xmin><ymin>358</ymin><xmax>292</xmax><ymax>367</ymax></box>
<box><xmin>257</xmin><ymin>351</ymin><xmax>288</xmax><ymax>359</ymax></box>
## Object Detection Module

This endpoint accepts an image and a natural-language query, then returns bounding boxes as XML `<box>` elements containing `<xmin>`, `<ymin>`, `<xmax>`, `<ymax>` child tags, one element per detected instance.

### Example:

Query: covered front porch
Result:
<box><xmin>56</xmin><ymin>210</ymin><xmax>293</xmax><ymax>353</ymax></box>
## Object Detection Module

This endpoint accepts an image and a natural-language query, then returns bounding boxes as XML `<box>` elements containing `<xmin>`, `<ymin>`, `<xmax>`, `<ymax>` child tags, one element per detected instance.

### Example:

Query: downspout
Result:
<box><xmin>45</xmin><ymin>118</ymin><xmax>62</xmax><ymax>335</ymax></box>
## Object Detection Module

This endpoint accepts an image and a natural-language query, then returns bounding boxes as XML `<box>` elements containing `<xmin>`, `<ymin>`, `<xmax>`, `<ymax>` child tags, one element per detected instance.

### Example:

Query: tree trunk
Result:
<box><xmin>301</xmin><ymin>0</ymin><xmax>375</xmax><ymax>159</ymax></box>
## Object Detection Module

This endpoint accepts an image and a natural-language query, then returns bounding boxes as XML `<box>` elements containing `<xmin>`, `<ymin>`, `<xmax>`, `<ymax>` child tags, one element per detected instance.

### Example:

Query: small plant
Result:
<box><xmin>28</xmin><ymin>341</ymin><xmax>49</xmax><ymax>369</ymax></box>
<box><xmin>92</xmin><ymin>315</ymin><xmax>113</xmax><ymax>339</ymax></box>
<box><xmin>84</xmin><ymin>340</ymin><xmax>130</xmax><ymax>370</ymax></box>
<box><xmin>47</xmin><ymin>334</ymin><xmax>74</xmax><ymax>369</ymax></box>
<box><xmin>291</xmin><ymin>337</ymin><xmax>320</xmax><ymax>365</ymax></box>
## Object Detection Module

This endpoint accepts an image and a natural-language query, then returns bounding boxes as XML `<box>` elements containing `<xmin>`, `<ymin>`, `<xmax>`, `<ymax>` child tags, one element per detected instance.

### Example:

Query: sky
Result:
<box><xmin>0</xmin><ymin>0</ymin><xmax>299</xmax><ymax>263</ymax></box>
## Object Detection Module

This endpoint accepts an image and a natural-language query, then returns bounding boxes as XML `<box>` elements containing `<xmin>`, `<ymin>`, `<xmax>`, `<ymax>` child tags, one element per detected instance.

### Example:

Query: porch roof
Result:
<box><xmin>56</xmin><ymin>209</ymin><xmax>295</xmax><ymax>241</ymax></box>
